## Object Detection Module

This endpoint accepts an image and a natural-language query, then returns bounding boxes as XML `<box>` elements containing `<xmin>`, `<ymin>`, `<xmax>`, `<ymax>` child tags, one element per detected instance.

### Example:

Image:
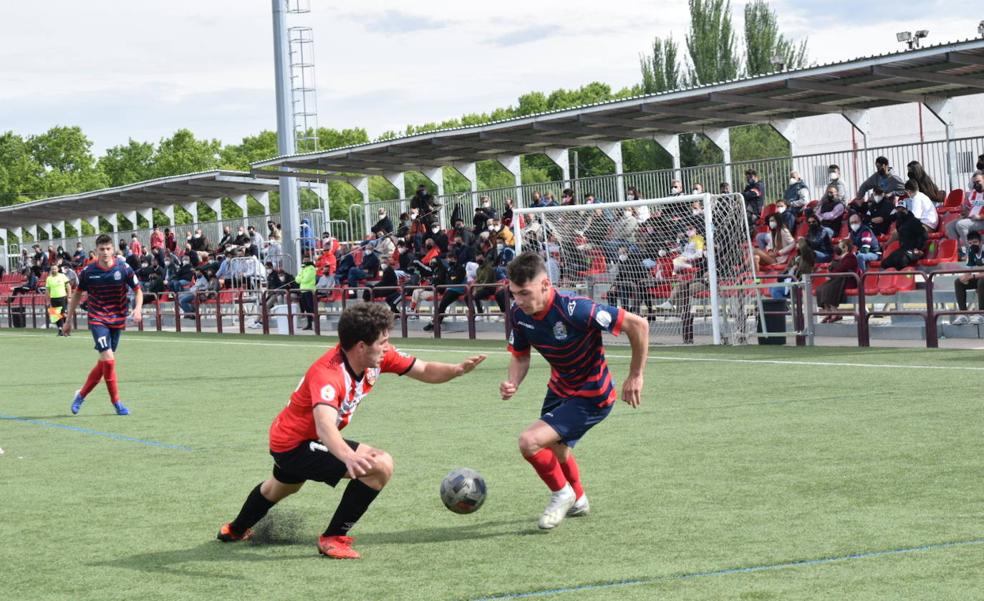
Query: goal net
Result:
<box><xmin>513</xmin><ymin>193</ymin><xmax>763</xmax><ymax>345</ymax></box>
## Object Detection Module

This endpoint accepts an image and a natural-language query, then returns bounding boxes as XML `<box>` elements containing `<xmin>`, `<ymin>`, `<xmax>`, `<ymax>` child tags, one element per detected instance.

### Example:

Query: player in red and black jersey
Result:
<box><xmin>500</xmin><ymin>252</ymin><xmax>649</xmax><ymax>529</ymax></box>
<box><xmin>218</xmin><ymin>302</ymin><xmax>485</xmax><ymax>559</ymax></box>
<box><xmin>65</xmin><ymin>234</ymin><xmax>143</xmax><ymax>416</ymax></box>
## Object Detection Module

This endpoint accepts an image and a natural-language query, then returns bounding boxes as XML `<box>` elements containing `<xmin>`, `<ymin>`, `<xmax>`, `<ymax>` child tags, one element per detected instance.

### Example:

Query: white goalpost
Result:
<box><xmin>513</xmin><ymin>193</ymin><xmax>766</xmax><ymax>345</ymax></box>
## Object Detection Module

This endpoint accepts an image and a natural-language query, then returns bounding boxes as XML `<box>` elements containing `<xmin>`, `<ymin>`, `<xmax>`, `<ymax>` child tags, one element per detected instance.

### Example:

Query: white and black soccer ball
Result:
<box><xmin>440</xmin><ymin>468</ymin><xmax>487</xmax><ymax>514</ymax></box>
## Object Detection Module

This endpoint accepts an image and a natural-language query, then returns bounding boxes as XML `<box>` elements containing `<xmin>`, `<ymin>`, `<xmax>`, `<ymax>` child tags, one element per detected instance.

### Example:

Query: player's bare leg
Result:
<box><xmin>319</xmin><ymin>444</ymin><xmax>394</xmax><ymax>559</ymax></box>
<box><xmin>550</xmin><ymin>442</ymin><xmax>589</xmax><ymax>517</ymax></box>
<box><xmin>519</xmin><ymin>420</ymin><xmax>576</xmax><ymax>530</ymax></box>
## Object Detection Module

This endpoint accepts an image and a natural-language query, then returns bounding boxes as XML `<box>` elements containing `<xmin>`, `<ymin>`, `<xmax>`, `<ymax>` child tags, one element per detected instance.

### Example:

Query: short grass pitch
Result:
<box><xmin>1</xmin><ymin>330</ymin><xmax>982</xmax><ymax>600</ymax></box>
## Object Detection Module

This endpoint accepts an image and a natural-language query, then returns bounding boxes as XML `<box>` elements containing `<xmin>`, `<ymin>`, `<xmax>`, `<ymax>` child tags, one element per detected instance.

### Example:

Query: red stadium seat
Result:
<box><xmin>867</xmin><ymin>241</ymin><xmax>899</xmax><ymax>269</ymax></box>
<box><xmin>943</xmin><ymin>189</ymin><xmax>964</xmax><ymax>210</ymax></box>
<box><xmin>921</xmin><ymin>239</ymin><xmax>958</xmax><ymax>266</ymax></box>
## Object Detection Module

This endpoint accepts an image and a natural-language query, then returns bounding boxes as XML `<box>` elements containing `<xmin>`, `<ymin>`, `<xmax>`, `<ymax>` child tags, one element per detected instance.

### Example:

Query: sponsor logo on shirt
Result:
<box><xmin>320</xmin><ymin>385</ymin><xmax>336</xmax><ymax>403</ymax></box>
<box><xmin>567</xmin><ymin>300</ymin><xmax>577</xmax><ymax>316</ymax></box>
<box><xmin>595</xmin><ymin>309</ymin><xmax>612</xmax><ymax>329</ymax></box>
<box><xmin>517</xmin><ymin>321</ymin><xmax>535</xmax><ymax>330</ymax></box>
<box><xmin>553</xmin><ymin>321</ymin><xmax>568</xmax><ymax>341</ymax></box>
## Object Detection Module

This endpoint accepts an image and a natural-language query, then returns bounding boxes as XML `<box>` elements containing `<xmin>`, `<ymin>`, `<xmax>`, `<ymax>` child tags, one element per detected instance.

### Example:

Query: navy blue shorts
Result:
<box><xmin>539</xmin><ymin>391</ymin><xmax>613</xmax><ymax>448</ymax></box>
<box><xmin>90</xmin><ymin>325</ymin><xmax>122</xmax><ymax>353</ymax></box>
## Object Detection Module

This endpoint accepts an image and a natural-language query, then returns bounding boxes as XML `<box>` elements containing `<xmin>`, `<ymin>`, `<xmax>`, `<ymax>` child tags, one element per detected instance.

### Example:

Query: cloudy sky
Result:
<box><xmin>2</xmin><ymin>0</ymin><xmax>979</xmax><ymax>153</ymax></box>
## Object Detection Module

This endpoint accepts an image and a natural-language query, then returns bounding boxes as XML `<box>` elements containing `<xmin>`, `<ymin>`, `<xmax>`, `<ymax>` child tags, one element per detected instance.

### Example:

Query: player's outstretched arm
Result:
<box><xmin>619</xmin><ymin>311</ymin><xmax>649</xmax><ymax>408</ymax></box>
<box><xmin>313</xmin><ymin>404</ymin><xmax>374</xmax><ymax>478</ymax></box>
<box><xmin>63</xmin><ymin>288</ymin><xmax>84</xmax><ymax>336</ymax></box>
<box><xmin>500</xmin><ymin>353</ymin><xmax>531</xmax><ymax>400</ymax></box>
<box><xmin>406</xmin><ymin>355</ymin><xmax>487</xmax><ymax>384</ymax></box>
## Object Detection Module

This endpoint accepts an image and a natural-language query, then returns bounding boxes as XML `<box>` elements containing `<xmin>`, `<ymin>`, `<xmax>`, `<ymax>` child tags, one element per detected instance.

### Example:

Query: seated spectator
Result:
<box><xmin>906</xmin><ymin>160</ymin><xmax>944</xmax><ymax>204</ymax></box>
<box><xmin>770</xmin><ymin>237</ymin><xmax>818</xmax><ymax>300</ymax></box>
<box><xmin>490</xmin><ymin>218</ymin><xmax>515</xmax><ymax>248</ymax></box>
<box><xmin>950</xmin><ymin>231</ymin><xmax>984</xmax><ymax>325</ymax></box>
<box><xmin>425</xmin><ymin>221</ymin><xmax>449</xmax><ymax>252</ymax></box>
<box><xmin>234</xmin><ymin>226</ymin><xmax>251</xmax><ymax>250</ymax></box>
<box><xmin>472</xmin><ymin>255</ymin><xmax>506</xmax><ymax>315</ymax></box>
<box><xmin>347</xmin><ymin>247</ymin><xmax>380</xmax><ymax>289</ymax></box>
<box><xmin>371</xmin><ymin>208</ymin><xmax>393</xmax><ymax>236</ymax></box>
<box><xmin>451</xmin><ymin>218</ymin><xmax>475</xmax><ymax>248</ymax></box>
<box><xmin>170</xmin><ymin>255</ymin><xmax>195</xmax><ymax>291</ymax></box>
<box><xmin>816</xmin><ymin>185</ymin><xmax>846</xmax><ymax>235</ymax></box>
<box><xmin>945</xmin><ymin>172</ymin><xmax>984</xmax><ymax>254</ymax></box>
<box><xmin>424</xmin><ymin>253</ymin><xmax>468</xmax><ymax>331</ymax></box>
<box><xmin>144</xmin><ymin>271</ymin><xmax>165</xmax><ymax>299</ymax></box>
<box><xmin>609</xmin><ymin>246</ymin><xmax>650</xmax><ymax>315</ymax></box>
<box><xmin>856</xmin><ymin>156</ymin><xmax>905</xmax><ymax>201</ymax></box>
<box><xmin>72</xmin><ymin>242</ymin><xmax>86</xmax><ymax>264</ymax></box>
<box><xmin>804</xmin><ymin>215</ymin><xmax>834</xmax><ymax>263</ymax></box>
<box><xmin>473</xmin><ymin>196</ymin><xmax>496</xmax><ymax>232</ymax></box>
<box><xmin>179</xmin><ymin>269</ymin><xmax>213</xmax><ymax>318</ymax></box>
<box><xmin>372</xmin><ymin>231</ymin><xmax>396</xmax><ymax>258</ymax></box>
<box><xmin>742</xmin><ymin>169</ymin><xmax>765</xmax><ymax>225</ymax></box>
<box><xmin>361</xmin><ymin>255</ymin><xmax>401</xmax><ymax>313</ymax></box>
<box><xmin>882</xmin><ymin>201</ymin><xmax>927</xmax><ymax>270</ymax></box>
<box><xmin>673</xmin><ymin>225</ymin><xmax>706</xmax><ymax>272</ymax></box>
<box><xmin>753</xmin><ymin>214</ymin><xmax>795</xmax><ymax>269</ymax></box>
<box><xmin>13</xmin><ymin>266</ymin><xmax>41</xmax><ymax>294</ymax></box>
<box><xmin>774</xmin><ymin>199</ymin><xmax>795</xmax><ymax>233</ymax></box>
<box><xmin>249</xmin><ymin>263</ymin><xmax>295</xmax><ymax>329</ymax></box>
<box><xmin>784</xmin><ymin>170</ymin><xmax>810</xmax><ymax>215</ymax></box>
<box><xmin>190</xmin><ymin>228</ymin><xmax>208</xmax><ymax>253</ymax></box>
<box><xmin>825</xmin><ymin>164</ymin><xmax>848</xmax><ymax>201</ymax></box>
<box><xmin>815</xmin><ymin>240</ymin><xmax>859</xmax><ymax>323</ymax></box>
<box><xmin>856</xmin><ymin>187</ymin><xmax>894</xmax><ymax>237</ymax></box>
<box><xmin>848</xmin><ymin>213</ymin><xmax>881</xmax><ymax>271</ymax></box>
<box><xmin>901</xmin><ymin>178</ymin><xmax>939</xmax><ymax>232</ymax></box>
<box><xmin>410</xmin><ymin>256</ymin><xmax>447</xmax><ymax>317</ymax></box>
<box><xmin>502</xmin><ymin>197</ymin><xmax>515</xmax><ymax>226</ymax></box>
<box><xmin>217</xmin><ymin>226</ymin><xmax>234</xmax><ymax>250</ymax></box>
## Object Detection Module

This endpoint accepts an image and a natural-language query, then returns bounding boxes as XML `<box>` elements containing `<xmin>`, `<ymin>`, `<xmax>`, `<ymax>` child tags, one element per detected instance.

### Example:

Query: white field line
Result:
<box><xmin>2</xmin><ymin>331</ymin><xmax>982</xmax><ymax>372</ymax></box>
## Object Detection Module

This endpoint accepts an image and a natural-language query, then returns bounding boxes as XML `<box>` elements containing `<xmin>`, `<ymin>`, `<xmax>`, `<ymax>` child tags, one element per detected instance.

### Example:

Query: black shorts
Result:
<box><xmin>270</xmin><ymin>439</ymin><xmax>360</xmax><ymax>486</ymax></box>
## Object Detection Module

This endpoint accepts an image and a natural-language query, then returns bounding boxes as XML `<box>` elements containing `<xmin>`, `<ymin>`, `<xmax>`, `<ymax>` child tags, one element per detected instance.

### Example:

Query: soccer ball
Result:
<box><xmin>440</xmin><ymin>468</ymin><xmax>487</xmax><ymax>514</ymax></box>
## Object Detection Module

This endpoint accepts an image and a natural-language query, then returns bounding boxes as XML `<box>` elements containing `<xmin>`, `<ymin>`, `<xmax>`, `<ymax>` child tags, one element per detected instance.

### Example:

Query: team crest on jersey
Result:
<box><xmin>113</xmin><ymin>271</ymin><xmax>122</xmax><ymax>281</ymax></box>
<box><xmin>567</xmin><ymin>300</ymin><xmax>577</xmax><ymax>316</ymax></box>
<box><xmin>320</xmin><ymin>385</ymin><xmax>336</xmax><ymax>403</ymax></box>
<box><xmin>553</xmin><ymin>321</ymin><xmax>568</xmax><ymax>340</ymax></box>
<box><xmin>595</xmin><ymin>309</ymin><xmax>612</xmax><ymax>329</ymax></box>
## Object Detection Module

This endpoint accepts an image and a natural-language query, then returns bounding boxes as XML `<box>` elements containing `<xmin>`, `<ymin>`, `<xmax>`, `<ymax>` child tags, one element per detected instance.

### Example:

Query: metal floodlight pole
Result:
<box><xmin>272</xmin><ymin>0</ymin><xmax>301</xmax><ymax>264</ymax></box>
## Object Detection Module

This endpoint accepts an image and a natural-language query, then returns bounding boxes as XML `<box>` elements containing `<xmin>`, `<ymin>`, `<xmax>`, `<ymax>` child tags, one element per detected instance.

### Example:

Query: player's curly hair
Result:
<box><xmin>338</xmin><ymin>302</ymin><xmax>394</xmax><ymax>350</ymax></box>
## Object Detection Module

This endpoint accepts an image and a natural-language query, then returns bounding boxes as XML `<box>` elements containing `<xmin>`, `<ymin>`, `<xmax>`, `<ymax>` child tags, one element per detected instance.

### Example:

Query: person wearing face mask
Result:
<box><xmin>901</xmin><ymin>178</ymin><xmax>939</xmax><ymax>232</ymax></box>
<box><xmin>218</xmin><ymin>226</ymin><xmax>235</xmax><ymax>250</ymax></box>
<box><xmin>946</xmin><ymin>173</ymin><xmax>984</xmax><ymax>254</ymax></box>
<box><xmin>753</xmin><ymin>214</ymin><xmax>795</xmax><ymax>269</ymax></box>
<box><xmin>741</xmin><ymin>169</ymin><xmax>764</xmax><ymax>226</ymax></box>
<box><xmin>856</xmin><ymin>157</ymin><xmax>905</xmax><ymax>202</ymax></box>
<box><xmin>848</xmin><ymin>214</ymin><xmax>880</xmax><ymax>271</ymax></box>
<box><xmin>783</xmin><ymin>171</ymin><xmax>810</xmax><ymax>214</ymax></box>
<box><xmin>691</xmin><ymin>183</ymin><xmax>705</xmax><ymax>194</ymax></box>
<box><xmin>815</xmin><ymin>240</ymin><xmax>859</xmax><ymax>323</ymax></box>
<box><xmin>452</xmin><ymin>218</ymin><xmax>475</xmax><ymax>248</ymax></box>
<box><xmin>774</xmin><ymin>200</ymin><xmax>795</xmax><ymax>232</ymax></box>
<box><xmin>950</xmin><ymin>231</ymin><xmax>984</xmax><ymax>325</ymax></box>
<box><xmin>425</xmin><ymin>221</ymin><xmax>449</xmax><ymax>253</ymax></box>
<box><xmin>825</xmin><ymin>164</ymin><xmax>848</xmax><ymax>201</ymax></box>
<box><xmin>423</xmin><ymin>253</ymin><xmax>469</xmax><ymax>332</ymax></box>
<box><xmin>489</xmin><ymin>218</ymin><xmax>515</xmax><ymax>248</ymax></box>
<box><xmin>817</xmin><ymin>185</ymin><xmax>846</xmax><ymax>236</ymax></box>
<box><xmin>906</xmin><ymin>161</ymin><xmax>944</xmax><ymax>204</ymax></box>
<box><xmin>248</xmin><ymin>262</ymin><xmax>295</xmax><ymax>329</ymax></box>
<box><xmin>669</xmin><ymin>179</ymin><xmax>684</xmax><ymax>197</ymax></box>
<box><xmin>881</xmin><ymin>201</ymin><xmax>927</xmax><ymax>270</ymax></box>
<box><xmin>804</xmin><ymin>216</ymin><xmax>834</xmax><ymax>263</ymax></box>
<box><xmin>371</xmin><ymin>208</ymin><xmax>393</xmax><ymax>236</ymax></box>
<box><xmin>170</xmin><ymin>256</ymin><xmax>195</xmax><ymax>292</ymax></box>
<box><xmin>857</xmin><ymin>186</ymin><xmax>894</xmax><ymax>236</ymax></box>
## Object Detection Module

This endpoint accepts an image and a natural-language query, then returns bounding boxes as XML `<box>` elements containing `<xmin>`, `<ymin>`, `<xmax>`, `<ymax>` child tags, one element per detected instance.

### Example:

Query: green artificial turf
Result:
<box><xmin>1</xmin><ymin>330</ymin><xmax>981</xmax><ymax>600</ymax></box>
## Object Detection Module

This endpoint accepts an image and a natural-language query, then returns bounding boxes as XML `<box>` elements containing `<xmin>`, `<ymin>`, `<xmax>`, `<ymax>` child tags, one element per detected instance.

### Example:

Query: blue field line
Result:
<box><xmin>469</xmin><ymin>537</ymin><xmax>984</xmax><ymax>600</ymax></box>
<box><xmin>0</xmin><ymin>414</ymin><xmax>194</xmax><ymax>452</ymax></box>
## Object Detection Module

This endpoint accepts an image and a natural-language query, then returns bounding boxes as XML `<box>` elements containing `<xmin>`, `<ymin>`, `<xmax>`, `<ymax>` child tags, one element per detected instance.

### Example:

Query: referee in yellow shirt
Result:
<box><xmin>46</xmin><ymin>264</ymin><xmax>72</xmax><ymax>336</ymax></box>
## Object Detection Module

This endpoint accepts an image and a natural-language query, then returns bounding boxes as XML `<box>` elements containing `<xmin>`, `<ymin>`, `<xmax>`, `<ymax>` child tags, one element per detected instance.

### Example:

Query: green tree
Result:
<box><xmin>743</xmin><ymin>0</ymin><xmax>808</xmax><ymax>76</ymax></box>
<box><xmin>640</xmin><ymin>35</ymin><xmax>681</xmax><ymax>94</ymax></box>
<box><xmin>685</xmin><ymin>0</ymin><xmax>740</xmax><ymax>85</ymax></box>
<box><xmin>0</xmin><ymin>132</ymin><xmax>41</xmax><ymax>206</ymax></box>
<box><xmin>152</xmin><ymin>129</ymin><xmax>221</xmax><ymax>178</ymax></box>
<box><xmin>29</xmin><ymin>126</ymin><xmax>107</xmax><ymax>197</ymax></box>
<box><xmin>219</xmin><ymin>130</ymin><xmax>279</xmax><ymax>171</ymax></box>
<box><xmin>99</xmin><ymin>139</ymin><xmax>155</xmax><ymax>187</ymax></box>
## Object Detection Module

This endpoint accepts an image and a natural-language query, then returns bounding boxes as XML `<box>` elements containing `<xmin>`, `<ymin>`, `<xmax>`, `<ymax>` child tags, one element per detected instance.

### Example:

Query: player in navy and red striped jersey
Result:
<box><xmin>217</xmin><ymin>303</ymin><xmax>485</xmax><ymax>559</ymax></box>
<box><xmin>500</xmin><ymin>252</ymin><xmax>649</xmax><ymax>529</ymax></box>
<box><xmin>64</xmin><ymin>234</ymin><xmax>142</xmax><ymax>416</ymax></box>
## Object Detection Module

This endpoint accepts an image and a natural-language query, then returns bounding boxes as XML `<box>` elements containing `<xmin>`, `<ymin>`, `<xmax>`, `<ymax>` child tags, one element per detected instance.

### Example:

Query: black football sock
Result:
<box><xmin>230</xmin><ymin>483</ymin><xmax>276</xmax><ymax>534</ymax></box>
<box><xmin>323</xmin><ymin>480</ymin><xmax>381</xmax><ymax>537</ymax></box>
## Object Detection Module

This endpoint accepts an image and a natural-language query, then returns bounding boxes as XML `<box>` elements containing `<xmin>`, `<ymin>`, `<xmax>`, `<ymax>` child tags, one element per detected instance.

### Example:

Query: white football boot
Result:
<box><xmin>567</xmin><ymin>494</ymin><xmax>590</xmax><ymax>517</ymax></box>
<box><xmin>538</xmin><ymin>484</ymin><xmax>576</xmax><ymax>530</ymax></box>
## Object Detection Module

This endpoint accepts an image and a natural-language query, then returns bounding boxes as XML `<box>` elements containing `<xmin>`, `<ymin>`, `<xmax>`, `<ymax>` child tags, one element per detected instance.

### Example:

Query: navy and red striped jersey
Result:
<box><xmin>507</xmin><ymin>288</ymin><xmax>625</xmax><ymax>407</ymax></box>
<box><xmin>78</xmin><ymin>258</ymin><xmax>139</xmax><ymax>329</ymax></box>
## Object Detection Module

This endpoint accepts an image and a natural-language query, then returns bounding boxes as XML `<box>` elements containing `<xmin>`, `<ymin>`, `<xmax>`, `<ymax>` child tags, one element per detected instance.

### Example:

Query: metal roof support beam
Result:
<box><xmin>532</xmin><ymin>121</ymin><xmax>622</xmax><ymax>141</ymax></box>
<box><xmin>70</xmin><ymin>218</ymin><xmax>82</xmax><ymax>238</ymax></box>
<box><xmin>39</xmin><ymin>222</ymin><xmax>52</xmax><ymax>241</ymax></box>
<box><xmin>231</xmin><ymin>194</ymin><xmax>249</xmax><ymax>221</ymax></box>
<box><xmin>578</xmin><ymin>113</ymin><xmax>691</xmax><ymax>134</ymax></box>
<box><xmin>642</xmin><ymin>103</ymin><xmax>772</xmax><ymax>125</ymax></box>
<box><xmin>204</xmin><ymin>198</ymin><xmax>222</xmax><ymax>221</ymax></box>
<box><xmin>182</xmin><ymin>201</ymin><xmax>199</xmax><ymax>225</ymax></box>
<box><xmin>654</xmin><ymin>134</ymin><xmax>682</xmax><ymax>182</ymax></box>
<box><xmin>161</xmin><ymin>205</ymin><xmax>175</xmax><ymax>227</ymax></box>
<box><xmin>947</xmin><ymin>52</ymin><xmax>984</xmax><ymax>67</ymax></box>
<box><xmin>544</xmin><ymin>148</ymin><xmax>571</xmax><ymax>187</ymax></box>
<box><xmin>923</xmin><ymin>97</ymin><xmax>957</xmax><ymax>190</ymax></box>
<box><xmin>771</xmin><ymin>119</ymin><xmax>799</xmax><ymax>155</ymax></box>
<box><xmin>710</xmin><ymin>92</ymin><xmax>841</xmax><ymax>114</ymax></box>
<box><xmin>595</xmin><ymin>142</ymin><xmax>625</xmax><ymax>202</ymax></box>
<box><xmin>85</xmin><ymin>216</ymin><xmax>99</xmax><ymax>234</ymax></box>
<box><xmin>786</xmin><ymin>79</ymin><xmax>924</xmax><ymax>105</ymax></box>
<box><xmin>383</xmin><ymin>172</ymin><xmax>406</xmax><ymax>201</ymax></box>
<box><xmin>137</xmin><ymin>208</ymin><xmax>154</xmax><ymax>229</ymax></box>
<box><xmin>27</xmin><ymin>225</ymin><xmax>37</xmax><ymax>244</ymax></box>
<box><xmin>480</xmin><ymin>131</ymin><xmax>591</xmax><ymax>151</ymax></box>
<box><xmin>873</xmin><ymin>65</ymin><xmax>984</xmax><ymax>91</ymax></box>
<box><xmin>11</xmin><ymin>226</ymin><xmax>22</xmax><ymax>244</ymax></box>
<box><xmin>497</xmin><ymin>155</ymin><xmax>524</xmax><ymax>210</ymax></box>
<box><xmin>122</xmin><ymin>211</ymin><xmax>137</xmax><ymax>232</ymax></box>
<box><xmin>705</xmin><ymin>128</ymin><xmax>733</xmax><ymax>188</ymax></box>
<box><xmin>352</xmin><ymin>176</ymin><xmax>371</xmax><ymax>236</ymax></box>
<box><xmin>255</xmin><ymin>192</ymin><xmax>270</xmax><ymax>216</ymax></box>
<box><xmin>451</xmin><ymin>162</ymin><xmax>479</xmax><ymax>212</ymax></box>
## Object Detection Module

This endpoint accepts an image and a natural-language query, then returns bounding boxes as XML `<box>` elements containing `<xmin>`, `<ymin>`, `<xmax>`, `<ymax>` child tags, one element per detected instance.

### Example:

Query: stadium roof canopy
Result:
<box><xmin>0</xmin><ymin>171</ymin><xmax>279</xmax><ymax>229</ymax></box>
<box><xmin>254</xmin><ymin>37</ymin><xmax>984</xmax><ymax>175</ymax></box>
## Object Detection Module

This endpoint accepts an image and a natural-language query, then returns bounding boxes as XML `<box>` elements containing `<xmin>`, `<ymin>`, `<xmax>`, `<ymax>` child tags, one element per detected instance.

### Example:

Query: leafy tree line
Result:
<box><xmin>1</xmin><ymin>0</ymin><xmax>807</xmax><ymax>235</ymax></box>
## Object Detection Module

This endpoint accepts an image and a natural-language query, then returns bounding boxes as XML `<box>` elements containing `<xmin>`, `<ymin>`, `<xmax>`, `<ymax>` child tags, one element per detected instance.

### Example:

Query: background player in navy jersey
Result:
<box><xmin>499</xmin><ymin>252</ymin><xmax>649</xmax><ymax>529</ymax></box>
<box><xmin>64</xmin><ymin>234</ymin><xmax>143</xmax><ymax>416</ymax></box>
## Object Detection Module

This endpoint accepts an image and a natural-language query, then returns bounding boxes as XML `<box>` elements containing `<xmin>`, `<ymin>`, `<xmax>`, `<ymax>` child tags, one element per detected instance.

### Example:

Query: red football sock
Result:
<box><xmin>524</xmin><ymin>448</ymin><xmax>568</xmax><ymax>492</ymax></box>
<box><xmin>102</xmin><ymin>359</ymin><xmax>120</xmax><ymax>404</ymax></box>
<box><xmin>79</xmin><ymin>361</ymin><xmax>104</xmax><ymax>398</ymax></box>
<box><xmin>559</xmin><ymin>454</ymin><xmax>584</xmax><ymax>500</ymax></box>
